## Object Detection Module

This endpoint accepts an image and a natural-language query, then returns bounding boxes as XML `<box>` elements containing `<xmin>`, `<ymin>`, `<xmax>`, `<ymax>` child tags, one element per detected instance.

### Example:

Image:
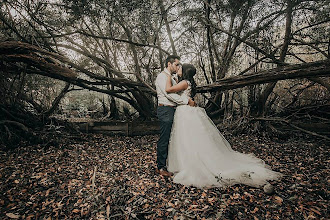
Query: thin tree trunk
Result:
<box><xmin>159</xmin><ymin>0</ymin><xmax>177</xmax><ymax>55</ymax></box>
<box><xmin>109</xmin><ymin>95</ymin><xmax>119</xmax><ymax>119</ymax></box>
<box><xmin>256</xmin><ymin>0</ymin><xmax>293</xmax><ymax>116</ymax></box>
<box><xmin>205</xmin><ymin>0</ymin><xmax>216</xmax><ymax>82</ymax></box>
<box><xmin>156</xmin><ymin>32</ymin><xmax>164</xmax><ymax>70</ymax></box>
<box><xmin>199</xmin><ymin>56</ymin><xmax>210</xmax><ymax>84</ymax></box>
<box><xmin>44</xmin><ymin>83</ymin><xmax>70</xmax><ymax>116</ymax></box>
<box><xmin>208</xmin><ymin>2</ymin><xmax>251</xmax><ymax>117</ymax></box>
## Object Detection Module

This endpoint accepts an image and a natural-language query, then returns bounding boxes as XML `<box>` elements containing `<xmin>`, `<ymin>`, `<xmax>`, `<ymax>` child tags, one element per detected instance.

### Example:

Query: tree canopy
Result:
<box><xmin>0</xmin><ymin>0</ymin><xmax>329</xmax><ymax>120</ymax></box>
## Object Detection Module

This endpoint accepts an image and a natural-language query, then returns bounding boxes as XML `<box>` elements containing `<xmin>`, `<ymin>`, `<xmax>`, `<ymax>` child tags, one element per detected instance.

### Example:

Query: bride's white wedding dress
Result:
<box><xmin>167</xmin><ymin>81</ymin><xmax>281</xmax><ymax>188</ymax></box>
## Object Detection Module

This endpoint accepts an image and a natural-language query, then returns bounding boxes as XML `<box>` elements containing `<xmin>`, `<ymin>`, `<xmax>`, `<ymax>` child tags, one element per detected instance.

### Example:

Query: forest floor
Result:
<box><xmin>0</xmin><ymin>132</ymin><xmax>328</xmax><ymax>219</ymax></box>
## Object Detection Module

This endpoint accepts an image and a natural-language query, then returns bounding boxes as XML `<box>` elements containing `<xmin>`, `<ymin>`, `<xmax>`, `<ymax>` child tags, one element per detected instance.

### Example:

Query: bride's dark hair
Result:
<box><xmin>180</xmin><ymin>63</ymin><xmax>197</xmax><ymax>98</ymax></box>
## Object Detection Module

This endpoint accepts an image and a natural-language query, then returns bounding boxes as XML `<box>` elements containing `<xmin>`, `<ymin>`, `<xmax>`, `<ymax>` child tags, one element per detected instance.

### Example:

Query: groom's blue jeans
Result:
<box><xmin>157</xmin><ymin>106</ymin><xmax>175</xmax><ymax>169</ymax></box>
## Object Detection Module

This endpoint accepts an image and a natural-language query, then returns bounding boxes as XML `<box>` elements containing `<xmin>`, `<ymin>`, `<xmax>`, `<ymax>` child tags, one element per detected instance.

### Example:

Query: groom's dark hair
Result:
<box><xmin>165</xmin><ymin>55</ymin><xmax>181</xmax><ymax>67</ymax></box>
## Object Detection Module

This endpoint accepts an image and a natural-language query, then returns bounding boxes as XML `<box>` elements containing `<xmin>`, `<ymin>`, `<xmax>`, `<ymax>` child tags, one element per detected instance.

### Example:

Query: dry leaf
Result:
<box><xmin>208</xmin><ymin>197</ymin><xmax>215</xmax><ymax>203</ymax></box>
<box><xmin>310</xmin><ymin>208</ymin><xmax>321</xmax><ymax>215</ymax></box>
<box><xmin>106</xmin><ymin>204</ymin><xmax>110</xmax><ymax>218</ymax></box>
<box><xmin>26</xmin><ymin>214</ymin><xmax>34</xmax><ymax>220</ymax></box>
<box><xmin>6</xmin><ymin>213</ymin><xmax>20</xmax><ymax>219</ymax></box>
<box><xmin>232</xmin><ymin>193</ymin><xmax>240</xmax><ymax>199</ymax></box>
<box><xmin>251</xmin><ymin>207</ymin><xmax>259</xmax><ymax>214</ymax></box>
<box><xmin>45</xmin><ymin>189</ymin><xmax>51</xmax><ymax>197</ymax></box>
<box><xmin>166</xmin><ymin>208</ymin><xmax>174</xmax><ymax>212</ymax></box>
<box><xmin>188</xmin><ymin>205</ymin><xmax>198</xmax><ymax>210</ymax></box>
<box><xmin>274</xmin><ymin>196</ymin><xmax>283</xmax><ymax>205</ymax></box>
<box><xmin>72</xmin><ymin>209</ymin><xmax>80</xmax><ymax>214</ymax></box>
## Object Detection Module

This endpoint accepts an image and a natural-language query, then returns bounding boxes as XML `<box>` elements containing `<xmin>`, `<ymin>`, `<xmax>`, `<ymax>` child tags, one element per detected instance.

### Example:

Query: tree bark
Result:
<box><xmin>256</xmin><ymin>0</ymin><xmax>293</xmax><ymax>115</ymax></box>
<box><xmin>158</xmin><ymin>0</ymin><xmax>177</xmax><ymax>55</ymax></box>
<box><xmin>308</xmin><ymin>77</ymin><xmax>330</xmax><ymax>92</ymax></box>
<box><xmin>204</xmin><ymin>1</ymin><xmax>251</xmax><ymax>117</ymax></box>
<box><xmin>44</xmin><ymin>83</ymin><xmax>71</xmax><ymax>116</ymax></box>
<box><xmin>204</xmin><ymin>0</ymin><xmax>216</xmax><ymax>82</ymax></box>
<box><xmin>197</xmin><ymin>60</ymin><xmax>330</xmax><ymax>93</ymax></box>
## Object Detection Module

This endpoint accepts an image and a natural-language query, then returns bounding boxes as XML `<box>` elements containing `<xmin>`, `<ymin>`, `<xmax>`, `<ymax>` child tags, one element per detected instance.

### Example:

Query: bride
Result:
<box><xmin>165</xmin><ymin>64</ymin><xmax>281</xmax><ymax>188</ymax></box>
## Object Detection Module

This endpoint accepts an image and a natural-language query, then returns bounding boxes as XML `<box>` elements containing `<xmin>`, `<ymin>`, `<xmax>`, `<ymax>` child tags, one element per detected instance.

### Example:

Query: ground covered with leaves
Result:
<box><xmin>0</xmin><ymin>132</ymin><xmax>328</xmax><ymax>219</ymax></box>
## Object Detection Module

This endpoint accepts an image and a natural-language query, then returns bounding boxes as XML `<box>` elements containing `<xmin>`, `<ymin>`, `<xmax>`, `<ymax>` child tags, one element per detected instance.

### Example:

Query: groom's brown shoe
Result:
<box><xmin>156</xmin><ymin>168</ymin><xmax>173</xmax><ymax>177</ymax></box>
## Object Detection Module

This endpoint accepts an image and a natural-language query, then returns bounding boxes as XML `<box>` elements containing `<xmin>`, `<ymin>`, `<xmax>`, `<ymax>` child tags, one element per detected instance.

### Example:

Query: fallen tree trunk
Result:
<box><xmin>196</xmin><ymin>60</ymin><xmax>330</xmax><ymax>93</ymax></box>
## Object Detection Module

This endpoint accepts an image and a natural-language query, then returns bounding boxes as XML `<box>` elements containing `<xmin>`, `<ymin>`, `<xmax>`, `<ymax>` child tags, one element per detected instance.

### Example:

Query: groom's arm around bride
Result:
<box><xmin>155</xmin><ymin>55</ymin><xmax>194</xmax><ymax>177</ymax></box>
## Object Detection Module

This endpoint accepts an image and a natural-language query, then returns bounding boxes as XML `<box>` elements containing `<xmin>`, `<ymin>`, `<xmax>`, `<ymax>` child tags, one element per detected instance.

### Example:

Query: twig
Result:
<box><xmin>92</xmin><ymin>166</ymin><xmax>97</xmax><ymax>193</ymax></box>
<box><xmin>252</xmin><ymin>117</ymin><xmax>330</xmax><ymax>141</ymax></box>
<box><xmin>110</xmin><ymin>213</ymin><xmax>123</xmax><ymax>219</ymax></box>
<box><xmin>286</xmin><ymin>122</ymin><xmax>330</xmax><ymax>141</ymax></box>
<box><xmin>4</xmin><ymin>125</ymin><xmax>11</xmax><ymax>139</ymax></box>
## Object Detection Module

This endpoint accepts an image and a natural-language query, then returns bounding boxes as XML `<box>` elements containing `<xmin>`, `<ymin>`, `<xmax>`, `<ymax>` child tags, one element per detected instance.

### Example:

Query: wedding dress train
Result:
<box><xmin>167</xmin><ymin>83</ymin><xmax>281</xmax><ymax>188</ymax></box>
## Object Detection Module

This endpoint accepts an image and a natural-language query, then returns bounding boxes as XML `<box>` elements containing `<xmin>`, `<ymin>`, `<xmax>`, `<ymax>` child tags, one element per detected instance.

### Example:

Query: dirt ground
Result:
<box><xmin>0</xmin><ymin>133</ymin><xmax>328</xmax><ymax>219</ymax></box>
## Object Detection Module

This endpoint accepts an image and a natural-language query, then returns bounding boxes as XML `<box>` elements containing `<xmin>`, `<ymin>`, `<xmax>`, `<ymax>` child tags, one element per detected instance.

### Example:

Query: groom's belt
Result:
<box><xmin>158</xmin><ymin>104</ymin><xmax>176</xmax><ymax>108</ymax></box>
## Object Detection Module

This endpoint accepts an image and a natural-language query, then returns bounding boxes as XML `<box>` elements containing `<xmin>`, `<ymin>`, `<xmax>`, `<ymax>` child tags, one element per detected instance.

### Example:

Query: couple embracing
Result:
<box><xmin>155</xmin><ymin>55</ymin><xmax>281</xmax><ymax>188</ymax></box>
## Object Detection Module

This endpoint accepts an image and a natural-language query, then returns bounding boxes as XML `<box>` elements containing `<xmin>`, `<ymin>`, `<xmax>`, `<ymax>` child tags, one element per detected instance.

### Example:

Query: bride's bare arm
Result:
<box><xmin>165</xmin><ymin>75</ymin><xmax>188</xmax><ymax>93</ymax></box>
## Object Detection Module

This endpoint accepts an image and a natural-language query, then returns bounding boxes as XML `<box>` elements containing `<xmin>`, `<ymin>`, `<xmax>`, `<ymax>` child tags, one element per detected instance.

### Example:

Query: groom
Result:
<box><xmin>155</xmin><ymin>55</ymin><xmax>195</xmax><ymax>177</ymax></box>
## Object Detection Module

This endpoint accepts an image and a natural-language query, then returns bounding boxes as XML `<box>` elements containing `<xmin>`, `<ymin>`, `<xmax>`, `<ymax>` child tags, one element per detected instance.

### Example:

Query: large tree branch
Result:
<box><xmin>37</xmin><ymin>30</ymin><xmax>170</xmax><ymax>55</ymax></box>
<box><xmin>197</xmin><ymin>60</ymin><xmax>330</xmax><ymax>93</ymax></box>
<box><xmin>0</xmin><ymin>41</ymin><xmax>151</xmax><ymax>90</ymax></box>
<box><xmin>292</xmin><ymin>38</ymin><xmax>329</xmax><ymax>58</ymax></box>
<box><xmin>202</xmin><ymin>19</ymin><xmax>283</xmax><ymax>65</ymax></box>
<box><xmin>0</xmin><ymin>6</ymin><xmax>28</xmax><ymax>42</ymax></box>
<box><xmin>52</xmin><ymin>42</ymin><xmax>125</xmax><ymax>78</ymax></box>
<box><xmin>199</xmin><ymin>8</ymin><xmax>286</xmax><ymax>66</ymax></box>
<box><xmin>0</xmin><ymin>41</ymin><xmax>156</xmax><ymax>117</ymax></box>
<box><xmin>292</xmin><ymin>18</ymin><xmax>330</xmax><ymax>35</ymax></box>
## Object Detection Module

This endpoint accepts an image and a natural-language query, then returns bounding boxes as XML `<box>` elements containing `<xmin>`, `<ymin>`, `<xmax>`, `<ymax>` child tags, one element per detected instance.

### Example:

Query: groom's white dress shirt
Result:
<box><xmin>155</xmin><ymin>68</ymin><xmax>189</xmax><ymax>106</ymax></box>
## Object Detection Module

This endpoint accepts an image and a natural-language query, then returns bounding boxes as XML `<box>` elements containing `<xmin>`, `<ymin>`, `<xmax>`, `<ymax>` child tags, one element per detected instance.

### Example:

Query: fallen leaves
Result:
<box><xmin>274</xmin><ymin>196</ymin><xmax>283</xmax><ymax>205</ymax></box>
<box><xmin>0</xmin><ymin>134</ymin><xmax>328</xmax><ymax>219</ymax></box>
<box><xmin>5</xmin><ymin>213</ymin><xmax>20</xmax><ymax>219</ymax></box>
<box><xmin>72</xmin><ymin>208</ymin><xmax>80</xmax><ymax>214</ymax></box>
